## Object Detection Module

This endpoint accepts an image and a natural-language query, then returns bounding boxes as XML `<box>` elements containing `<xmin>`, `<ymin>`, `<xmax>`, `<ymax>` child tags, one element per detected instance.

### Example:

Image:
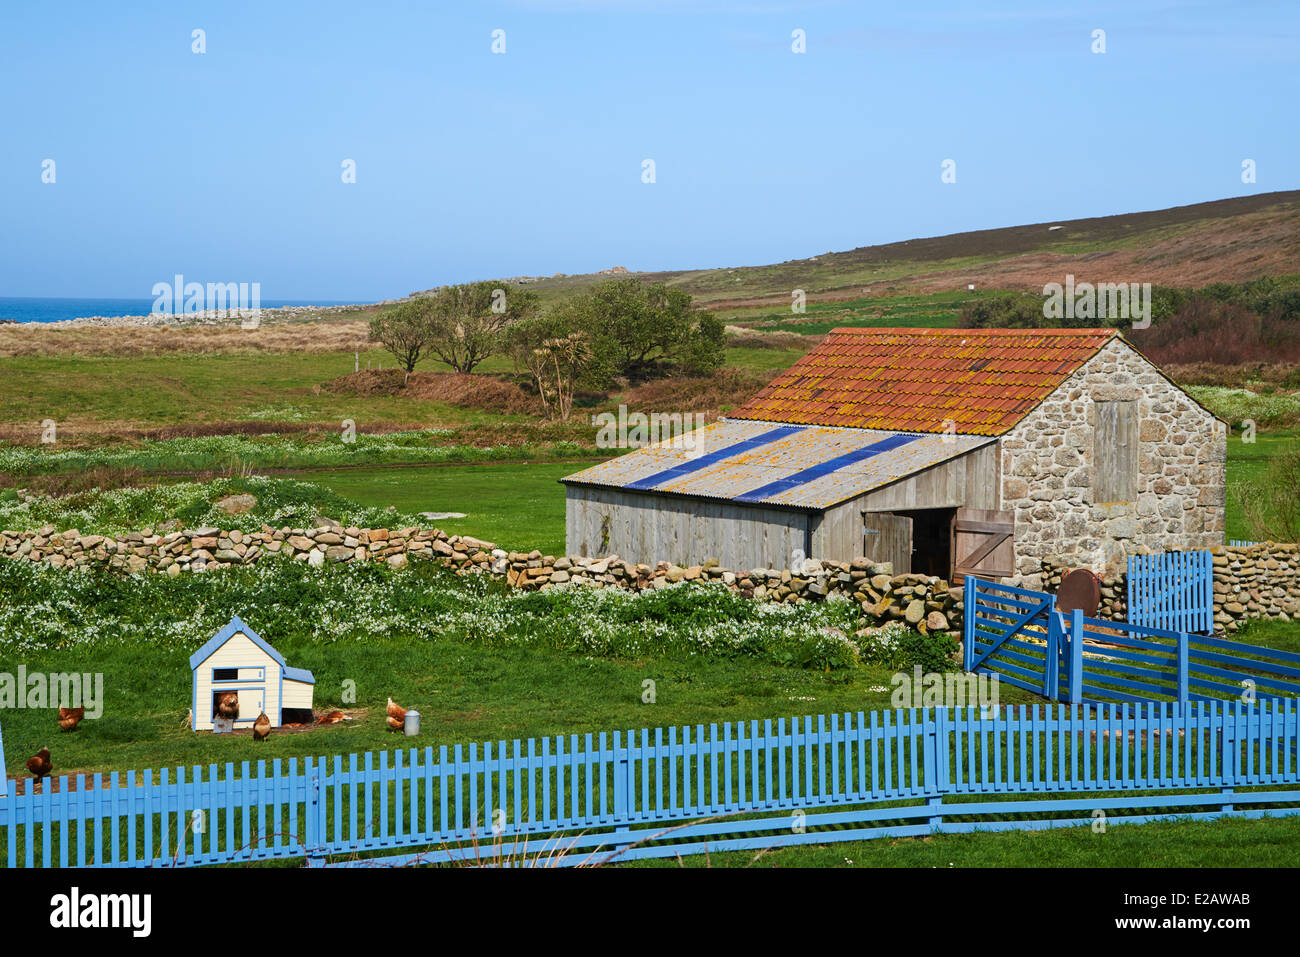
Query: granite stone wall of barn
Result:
<box><xmin>1001</xmin><ymin>338</ymin><xmax>1227</xmax><ymax>587</ymax></box>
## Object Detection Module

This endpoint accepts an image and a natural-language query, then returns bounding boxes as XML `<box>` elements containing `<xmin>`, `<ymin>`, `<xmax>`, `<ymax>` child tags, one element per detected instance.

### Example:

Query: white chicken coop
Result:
<box><xmin>189</xmin><ymin>616</ymin><xmax>315</xmax><ymax>731</ymax></box>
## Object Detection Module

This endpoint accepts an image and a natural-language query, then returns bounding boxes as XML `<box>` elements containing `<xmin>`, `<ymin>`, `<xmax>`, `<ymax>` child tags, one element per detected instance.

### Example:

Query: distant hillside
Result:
<box><xmin>471</xmin><ymin>191</ymin><xmax>1300</xmax><ymax>319</ymax></box>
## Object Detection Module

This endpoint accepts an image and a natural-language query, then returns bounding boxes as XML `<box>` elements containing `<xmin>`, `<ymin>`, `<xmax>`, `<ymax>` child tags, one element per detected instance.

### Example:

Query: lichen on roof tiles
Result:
<box><xmin>728</xmin><ymin>326</ymin><xmax>1117</xmax><ymax>435</ymax></box>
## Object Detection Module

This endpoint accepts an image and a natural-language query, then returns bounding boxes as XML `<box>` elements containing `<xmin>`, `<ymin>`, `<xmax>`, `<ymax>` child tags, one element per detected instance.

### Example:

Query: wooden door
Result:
<box><xmin>861</xmin><ymin>511</ymin><xmax>913</xmax><ymax>573</ymax></box>
<box><xmin>950</xmin><ymin>507</ymin><xmax>1014</xmax><ymax>583</ymax></box>
<box><xmin>237</xmin><ymin>687</ymin><xmax>266</xmax><ymax>723</ymax></box>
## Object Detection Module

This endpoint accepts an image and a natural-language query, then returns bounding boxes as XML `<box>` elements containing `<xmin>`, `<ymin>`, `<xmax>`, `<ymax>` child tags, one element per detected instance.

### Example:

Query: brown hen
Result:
<box><xmin>215</xmin><ymin>692</ymin><xmax>239</xmax><ymax>720</ymax></box>
<box><xmin>58</xmin><ymin>706</ymin><xmax>85</xmax><ymax>732</ymax></box>
<box><xmin>386</xmin><ymin>697</ymin><xmax>407</xmax><ymax>732</ymax></box>
<box><xmin>26</xmin><ymin>746</ymin><xmax>52</xmax><ymax>779</ymax></box>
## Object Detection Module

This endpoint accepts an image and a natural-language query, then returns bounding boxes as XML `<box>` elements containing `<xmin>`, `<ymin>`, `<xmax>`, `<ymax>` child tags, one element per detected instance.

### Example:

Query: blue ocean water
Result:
<box><xmin>0</xmin><ymin>297</ymin><xmax>367</xmax><ymax>324</ymax></box>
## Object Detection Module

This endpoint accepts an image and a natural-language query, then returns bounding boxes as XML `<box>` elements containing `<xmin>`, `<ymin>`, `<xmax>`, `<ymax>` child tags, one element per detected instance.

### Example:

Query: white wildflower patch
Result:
<box><xmin>0</xmin><ymin>561</ymin><xmax>874</xmax><ymax>672</ymax></box>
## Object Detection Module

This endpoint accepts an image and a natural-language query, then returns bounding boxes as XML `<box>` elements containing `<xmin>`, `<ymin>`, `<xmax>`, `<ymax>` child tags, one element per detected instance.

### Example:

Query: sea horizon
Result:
<box><xmin>0</xmin><ymin>296</ymin><xmax>373</xmax><ymax>324</ymax></box>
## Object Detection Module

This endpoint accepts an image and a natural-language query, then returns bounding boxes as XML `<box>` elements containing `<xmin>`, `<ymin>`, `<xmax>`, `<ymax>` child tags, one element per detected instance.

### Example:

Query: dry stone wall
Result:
<box><xmin>0</xmin><ymin>523</ymin><xmax>963</xmax><ymax>635</ymax></box>
<box><xmin>1043</xmin><ymin>543</ymin><xmax>1300</xmax><ymax>633</ymax></box>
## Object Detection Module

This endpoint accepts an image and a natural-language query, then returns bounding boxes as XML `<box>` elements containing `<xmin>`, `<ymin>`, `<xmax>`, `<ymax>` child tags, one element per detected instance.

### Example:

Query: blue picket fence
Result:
<box><xmin>1126</xmin><ymin>550</ymin><xmax>1214</xmax><ymax>635</ymax></box>
<box><xmin>4</xmin><ymin>699</ymin><xmax>1300</xmax><ymax>868</ymax></box>
<box><xmin>965</xmin><ymin>576</ymin><xmax>1300</xmax><ymax>705</ymax></box>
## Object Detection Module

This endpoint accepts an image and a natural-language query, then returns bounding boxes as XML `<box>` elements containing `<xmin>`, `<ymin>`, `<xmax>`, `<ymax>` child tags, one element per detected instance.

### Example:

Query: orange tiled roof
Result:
<box><xmin>729</xmin><ymin>327</ymin><xmax>1119</xmax><ymax>436</ymax></box>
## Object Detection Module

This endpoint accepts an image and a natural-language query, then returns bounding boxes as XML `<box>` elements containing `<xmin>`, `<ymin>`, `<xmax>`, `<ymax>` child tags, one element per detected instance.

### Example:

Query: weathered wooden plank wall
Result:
<box><xmin>565</xmin><ymin>486</ymin><xmax>810</xmax><ymax>569</ymax></box>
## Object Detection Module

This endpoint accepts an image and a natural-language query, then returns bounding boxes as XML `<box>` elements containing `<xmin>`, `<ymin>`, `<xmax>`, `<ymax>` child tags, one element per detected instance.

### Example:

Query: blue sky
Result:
<box><xmin>1</xmin><ymin>0</ymin><xmax>1295</xmax><ymax>301</ymax></box>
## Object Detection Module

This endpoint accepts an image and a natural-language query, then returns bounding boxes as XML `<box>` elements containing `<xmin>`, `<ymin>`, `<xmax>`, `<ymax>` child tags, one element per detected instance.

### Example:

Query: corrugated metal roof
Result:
<box><xmin>561</xmin><ymin>419</ymin><xmax>994</xmax><ymax>510</ymax></box>
<box><xmin>729</xmin><ymin>326</ymin><xmax>1118</xmax><ymax>436</ymax></box>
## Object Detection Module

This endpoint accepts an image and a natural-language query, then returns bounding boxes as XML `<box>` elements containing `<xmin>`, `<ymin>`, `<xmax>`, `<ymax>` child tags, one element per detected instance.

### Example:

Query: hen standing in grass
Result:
<box><xmin>252</xmin><ymin>712</ymin><xmax>271</xmax><ymax>742</ymax></box>
<box><xmin>58</xmin><ymin>706</ymin><xmax>85</xmax><ymax>732</ymax></box>
<box><xmin>386</xmin><ymin>697</ymin><xmax>407</xmax><ymax>732</ymax></box>
<box><xmin>26</xmin><ymin>746</ymin><xmax>52</xmax><ymax>780</ymax></box>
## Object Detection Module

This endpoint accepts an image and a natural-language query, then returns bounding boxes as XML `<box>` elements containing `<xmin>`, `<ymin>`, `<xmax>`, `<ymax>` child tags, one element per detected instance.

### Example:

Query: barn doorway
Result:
<box><xmin>860</xmin><ymin>508</ymin><xmax>955</xmax><ymax>575</ymax></box>
<box><xmin>891</xmin><ymin>508</ymin><xmax>955</xmax><ymax>578</ymax></box>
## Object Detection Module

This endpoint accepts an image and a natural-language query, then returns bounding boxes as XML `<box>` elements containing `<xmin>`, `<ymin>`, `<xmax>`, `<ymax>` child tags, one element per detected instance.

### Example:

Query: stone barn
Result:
<box><xmin>562</xmin><ymin>327</ymin><xmax>1226</xmax><ymax>585</ymax></box>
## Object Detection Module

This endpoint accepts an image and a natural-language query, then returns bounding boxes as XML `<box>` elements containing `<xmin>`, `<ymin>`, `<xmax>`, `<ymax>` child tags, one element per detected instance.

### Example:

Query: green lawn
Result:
<box><xmin>0</xmin><ymin>558</ymin><xmax>1026</xmax><ymax>778</ymax></box>
<box><xmin>5</xmin><ymin>620</ymin><xmax>1292</xmax><ymax>869</ymax></box>
<box><xmin>2</xmin><ymin>637</ymin><xmax>963</xmax><ymax>779</ymax></box>
<box><xmin>629</xmin><ymin>813</ymin><xmax>1300</xmax><ymax>868</ymax></box>
<box><xmin>281</xmin><ymin>461</ymin><xmax>602</xmax><ymax>554</ymax></box>
<box><xmin>1224</xmin><ymin>428</ymin><xmax>1297</xmax><ymax>542</ymax></box>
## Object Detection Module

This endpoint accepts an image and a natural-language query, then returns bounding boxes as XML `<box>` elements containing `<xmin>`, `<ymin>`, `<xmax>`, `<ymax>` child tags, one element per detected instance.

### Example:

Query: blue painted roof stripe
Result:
<box><xmin>733</xmin><ymin>433</ymin><xmax>923</xmax><ymax>502</ymax></box>
<box><xmin>624</xmin><ymin>424</ymin><xmax>806</xmax><ymax>490</ymax></box>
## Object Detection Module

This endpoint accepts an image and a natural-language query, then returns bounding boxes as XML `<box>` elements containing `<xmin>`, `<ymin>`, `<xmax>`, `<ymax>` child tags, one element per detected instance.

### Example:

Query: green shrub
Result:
<box><xmin>856</xmin><ymin>621</ymin><xmax>959</xmax><ymax>674</ymax></box>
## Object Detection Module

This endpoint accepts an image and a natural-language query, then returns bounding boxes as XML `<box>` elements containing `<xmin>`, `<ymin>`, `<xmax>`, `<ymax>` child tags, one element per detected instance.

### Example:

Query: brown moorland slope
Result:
<box><xmin>4</xmin><ymin>191</ymin><xmax>1297</xmax><ymax>358</ymax></box>
<box><xmin>512</xmin><ymin>190</ymin><xmax>1300</xmax><ymax>314</ymax></box>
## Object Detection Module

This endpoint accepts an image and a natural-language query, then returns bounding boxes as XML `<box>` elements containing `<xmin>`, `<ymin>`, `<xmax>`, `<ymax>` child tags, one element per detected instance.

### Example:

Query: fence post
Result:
<box><xmin>1045</xmin><ymin>612</ymin><xmax>1061</xmax><ymax>701</ymax></box>
<box><xmin>1069</xmin><ymin>609</ymin><xmax>1084</xmax><ymax>705</ymax></box>
<box><xmin>612</xmin><ymin>731</ymin><xmax>632</xmax><ymax>852</ymax></box>
<box><xmin>925</xmin><ymin>710</ymin><xmax>944</xmax><ymax>830</ymax></box>
<box><xmin>934</xmin><ymin>707</ymin><xmax>949</xmax><ymax>792</ymax></box>
<box><xmin>963</xmin><ymin>576</ymin><xmax>976</xmax><ymax>672</ymax></box>
<box><xmin>1176</xmin><ymin>631</ymin><xmax>1189</xmax><ymax>704</ymax></box>
<box><xmin>306</xmin><ymin>757</ymin><xmax>325</xmax><ymax>868</ymax></box>
<box><xmin>928</xmin><ymin>796</ymin><xmax>944</xmax><ymax>831</ymax></box>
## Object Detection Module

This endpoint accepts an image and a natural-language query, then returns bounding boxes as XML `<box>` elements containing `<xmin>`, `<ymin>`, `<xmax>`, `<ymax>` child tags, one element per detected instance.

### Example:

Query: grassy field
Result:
<box><xmin>0</xmin><ymin>347</ymin><xmax>504</xmax><ymax>437</ymax></box>
<box><xmin>1</xmin><ymin>629</ymin><xmax>912</xmax><ymax>776</ymax></box>
<box><xmin>722</xmin><ymin>288</ymin><xmax>991</xmax><ymax>333</ymax></box>
<box><xmin>3</xmin><ymin>552</ymin><xmax>1294</xmax><ymax>870</ymax></box>
<box><xmin>629</xmin><ymin>814</ymin><xmax>1300</xmax><ymax>868</ymax></box>
<box><xmin>281</xmin><ymin>462</ymin><xmax>594</xmax><ymax>554</ymax></box>
<box><xmin>1223</xmin><ymin>429</ymin><xmax>1298</xmax><ymax>542</ymax></box>
<box><xmin>0</xmin><ymin>559</ymin><xmax>995</xmax><ymax>778</ymax></box>
<box><xmin>0</xmin><ymin>425</ymin><xmax>1282</xmax><ymax>562</ymax></box>
<box><xmin>160</xmin><ymin>426</ymin><xmax>1289</xmax><ymax>557</ymax></box>
<box><xmin>3</xmin><ymin>557</ymin><xmax>1294</xmax><ymax>869</ymax></box>
<box><xmin>0</xmin><ymin>284</ymin><xmax>1293</xmax><ymax>466</ymax></box>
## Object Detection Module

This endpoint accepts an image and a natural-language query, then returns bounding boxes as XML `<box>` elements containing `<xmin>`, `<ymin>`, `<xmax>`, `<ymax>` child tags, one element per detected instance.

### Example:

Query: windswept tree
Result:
<box><xmin>551</xmin><ymin>277</ymin><xmax>723</xmax><ymax>380</ymax></box>
<box><xmin>368</xmin><ymin>299</ymin><xmax>434</xmax><ymax>372</ymax></box>
<box><xmin>424</xmin><ymin>281</ymin><xmax>540</xmax><ymax>373</ymax></box>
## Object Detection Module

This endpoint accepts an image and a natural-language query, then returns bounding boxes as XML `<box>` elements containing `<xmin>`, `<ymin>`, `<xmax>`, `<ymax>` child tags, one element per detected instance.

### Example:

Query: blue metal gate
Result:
<box><xmin>964</xmin><ymin>575</ymin><xmax>1300</xmax><ymax>705</ymax></box>
<box><xmin>1126</xmin><ymin>550</ymin><xmax>1214</xmax><ymax>634</ymax></box>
